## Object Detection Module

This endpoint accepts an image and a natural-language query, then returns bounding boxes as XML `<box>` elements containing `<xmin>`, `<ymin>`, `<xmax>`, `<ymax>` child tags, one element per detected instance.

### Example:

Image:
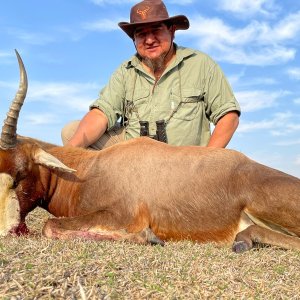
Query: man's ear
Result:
<box><xmin>170</xmin><ymin>25</ymin><xmax>176</xmax><ymax>40</ymax></box>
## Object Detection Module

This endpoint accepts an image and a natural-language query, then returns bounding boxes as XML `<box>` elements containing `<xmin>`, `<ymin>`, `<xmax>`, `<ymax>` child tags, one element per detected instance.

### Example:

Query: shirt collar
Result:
<box><xmin>126</xmin><ymin>44</ymin><xmax>196</xmax><ymax>70</ymax></box>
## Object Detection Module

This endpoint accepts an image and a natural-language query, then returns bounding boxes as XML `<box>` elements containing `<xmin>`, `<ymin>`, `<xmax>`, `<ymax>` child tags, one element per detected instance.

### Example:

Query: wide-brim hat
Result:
<box><xmin>118</xmin><ymin>0</ymin><xmax>190</xmax><ymax>39</ymax></box>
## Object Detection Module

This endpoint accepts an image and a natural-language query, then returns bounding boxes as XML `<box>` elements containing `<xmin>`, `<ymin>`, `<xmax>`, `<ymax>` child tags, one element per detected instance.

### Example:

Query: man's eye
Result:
<box><xmin>135</xmin><ymin>27</ymin><xmax>163</xmax><ymax>39</ymax></box>
<box><xmin>154</xmin><ymin>27</ymin><xmax>164</xmax><ymax>33</ymax></box>
<box><xmin>135</xmin><ymin>32</ymin><xmax>145</xmax><ymax>39</ymax></box>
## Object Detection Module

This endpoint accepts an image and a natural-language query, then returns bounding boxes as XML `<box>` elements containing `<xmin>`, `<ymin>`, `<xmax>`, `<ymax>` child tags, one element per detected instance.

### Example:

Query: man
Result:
<box><xmin>62</xmin><ymin>0</ymin><xmax>240</xmax><ymax>149</ymax></box>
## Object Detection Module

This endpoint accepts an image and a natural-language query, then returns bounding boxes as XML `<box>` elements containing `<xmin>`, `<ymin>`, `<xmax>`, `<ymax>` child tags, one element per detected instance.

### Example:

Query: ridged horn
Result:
<box><xmin>0</xmin><ymin>50</ymin><xmax>28</xmax><ymax>149</ymax></box>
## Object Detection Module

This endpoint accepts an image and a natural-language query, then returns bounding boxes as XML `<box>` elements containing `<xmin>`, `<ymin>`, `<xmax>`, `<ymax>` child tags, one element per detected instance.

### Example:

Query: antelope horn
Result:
<box><xmin>0</xmin><ymin>50</ymin><xmax>28</xmax><ymax>149</ymax></box>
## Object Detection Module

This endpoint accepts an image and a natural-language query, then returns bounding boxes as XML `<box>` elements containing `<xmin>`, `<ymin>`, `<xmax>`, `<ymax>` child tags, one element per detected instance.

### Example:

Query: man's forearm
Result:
<box><xmin>207</xmin><ymin>111</ymin><xmax>239</xmax><ymax>148</ymax></box>
<box><xmin>67</xmin><ymin>109</ymin><xmax>108</xmax><ymax>148</ymax></box>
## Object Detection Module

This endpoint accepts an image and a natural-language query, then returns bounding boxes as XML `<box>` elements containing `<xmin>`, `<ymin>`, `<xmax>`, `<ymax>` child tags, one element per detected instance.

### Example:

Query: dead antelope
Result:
<box><xmin>0</xmin><ymin>51</ymin><xmax>300</xmax><ymax>252</ymax></box>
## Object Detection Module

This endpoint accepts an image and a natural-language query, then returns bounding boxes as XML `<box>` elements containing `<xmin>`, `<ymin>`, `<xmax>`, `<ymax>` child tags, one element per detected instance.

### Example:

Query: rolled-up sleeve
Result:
<box><xmin>90</xmin><ymin>65</ymin><xmax>125</xmax><ymax>130</ymax></box>
<box><xmin>204</xmin><ymin>63</ymin><xmax>241</xmax><ymax>125</ymax></box>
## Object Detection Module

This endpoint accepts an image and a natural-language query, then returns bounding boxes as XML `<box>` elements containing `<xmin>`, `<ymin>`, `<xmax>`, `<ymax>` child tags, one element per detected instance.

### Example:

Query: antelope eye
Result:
<box><xmin>12</xmin><ymin>180</ymin><xmax>18</xmax><ymax>189</ymax></box>
<box><xmin>13</xmin><ymin>170</ymin><xmax>27</xmax><ymax>188</ymax></box>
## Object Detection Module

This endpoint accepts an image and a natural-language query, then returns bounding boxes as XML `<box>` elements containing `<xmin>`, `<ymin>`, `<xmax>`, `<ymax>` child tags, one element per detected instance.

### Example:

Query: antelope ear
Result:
<box><xmin>33</xmin><ymin>148</ymin><xmax>76</xmax><ymax>173</ymax></box>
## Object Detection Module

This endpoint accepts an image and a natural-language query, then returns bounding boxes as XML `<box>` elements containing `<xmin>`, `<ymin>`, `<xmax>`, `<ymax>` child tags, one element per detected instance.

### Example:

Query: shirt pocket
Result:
<box><xmin>125</xmin><ymin>89</ymin><xmax>150</xmax><ymax>119</ymax></box>
<box><xmin>171</xmin><ymin>88</ymin><xmax>204</xmax><ymax>121</ymax></box>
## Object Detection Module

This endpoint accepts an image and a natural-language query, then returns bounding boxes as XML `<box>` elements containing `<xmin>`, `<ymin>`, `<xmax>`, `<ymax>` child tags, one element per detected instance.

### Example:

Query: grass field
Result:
<box><xmin>1</xmin><ymin>208</ymin><xmax>300</xmax><ymax>299</ymax></box>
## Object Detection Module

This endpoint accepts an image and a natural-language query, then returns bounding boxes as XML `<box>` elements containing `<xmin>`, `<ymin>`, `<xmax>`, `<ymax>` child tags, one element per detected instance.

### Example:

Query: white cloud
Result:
<box><xmin>219</xmin><ymin>45</ymin><xmax>294</xmax><ymax>66</ymax></box>
<box><xmin>218</xmin><ymin>0</ymin><xmax>279</xmax><ymax>17</ymax></box>
<box><xmin>0</xmin><ymin>80</ymin><xmax>99</xmax><ymax>127</ymax></box>
<box><xmin>186</xmin><ymin>11</ymin><xmax>300</xmax><ymax>65</ymax></box>
<box><xmin>90</xmin><ymin>0</ymin><xmax>194</xmax><ymax>5</ymax></box>
<box><xmin>24</xmin><ymin>113</ymin><xmax>60</xmax><ymax>126</ymax></box>
<box><xmin>0</xmin><ymin>80</ymin><xmax>16</xmax><ymax>89</ymax></box>
<box><xmin>238</xmin><ymin>112</ymin><xmax>299</xmax><ymax>135</ymax></box>
<box><xmin>27</xmin><ymin>81</ymin><xmax>100</xmax><ymax>112</ymax></box>
<box><xmin>275</xmin><ymin>140</ymin><xmax>300</xmax><ymax>146</ymax></box>
<box><xmin>233</xmin><ymin>77</ymin><xmax>277</xmax><ymax>89</ymax></box>
<box><xmin>0</xmin><ymin>51</ymin><xmax>11</xmax><ymax>58</ymax></box>
<box><xmin>235</xmin><ymin>90</ymin><xmax>286</xmax><ymax>112</ymax></box>
<box><xmin>54</xmin><ymin>27</ymin><xmax>86</xmax><ymax>42</ymax></box>
<box><xmin>0</xmin><ymin>51</ymin><xmax>19</xmax><ymax>65</ymax></box>
<box><xmin>242</xmin><ymin>150</ymin><xmax>299</xmax><ymax>178</ymax></box>
<box><xmin>4</xmin><ymin>25</ymin><xmax>87</xmax><ymax>46</ymax></box>
<box><xmin>6</xmin><ymin>28</ymin><xmax>55</xmax><ymax>45</ymax></box>
<box><xmin>296</xmin><ymin>156</ymin><xmax>300</xmax><ymax>166</ymax></box>
<box><xmin>272</xmin><ymin>12</ymin><xmax>300</xmax><ymax>42</ymax></box>
<box><xmin>90</xmin><ymin>0</ymin><xmax>135</xmax><ymax>5</ymax></box>
<box><xmin>294</xmin><ymin>98</ymin><xmax>300</xmax><ymax>105</ymax></box>
<box><xmin>287</xmin><ymin>68</ymin><xmax>300</xmax><ymax>80</ymax></box>
<box><xmin>271</xmin><ymin>128</ymin><xmax>300</xmax><ymax>137</ymax></box>
<box><xmin>228</xmin><ymin>71</ymin><xmax>277</xmax><ymax>89</ymax></box>
<box><xmin>83</xmin><ymin>19</ymin><xmax>120</xmax><ymax>32</ymax></box>
<box><xmin>237</xmin><ymin>112</ymin><xmax>300</xmax><ymax>147</ymax></box>
<box><xmin>238</xmin><ymin>119</ymin><xmax>277</xmax><ymax>133</ymax></box>
<box><xmin>168</xmin><ymin>0</ymin><xmax>194</xmax><ymax>4</ymax></box>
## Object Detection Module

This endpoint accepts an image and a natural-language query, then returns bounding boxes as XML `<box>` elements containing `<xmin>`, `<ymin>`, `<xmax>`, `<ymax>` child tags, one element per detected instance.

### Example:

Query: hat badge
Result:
<box><xmin>136</xmin><ymin>6</ymin><xmax>150</xmax><ymax>20</ymax></box>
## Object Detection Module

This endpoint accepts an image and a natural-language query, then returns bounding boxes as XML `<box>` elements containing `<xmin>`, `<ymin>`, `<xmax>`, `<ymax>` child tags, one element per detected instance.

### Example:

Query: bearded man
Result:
<box><xmin>62</xmin><ymin>0</ymin><xmax>240</xmax><ymax>149</ymax></box>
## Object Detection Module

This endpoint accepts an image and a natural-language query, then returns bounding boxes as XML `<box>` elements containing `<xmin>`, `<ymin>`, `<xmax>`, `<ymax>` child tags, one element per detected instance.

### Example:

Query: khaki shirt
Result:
<box><xmin>90</xmin><ymin>45</ymin><xmax>240</xmax><ymax>146</ymax></box>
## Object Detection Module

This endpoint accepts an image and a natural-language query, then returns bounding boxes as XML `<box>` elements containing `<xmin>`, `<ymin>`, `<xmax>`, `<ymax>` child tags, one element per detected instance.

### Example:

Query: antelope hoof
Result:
<box><xmin>145</xmin><ymin>228</ymin><xmax>165</xmax><ymax>246</ymax></box>
<box><xmin>232</xmin><ymin>241</ymin><xmax>252</xmax><ymax>253</ymax></box>
<box><xmin>149</xmin><ymin>235</ymin><xmax>165</xmax><ymax>246</ymax></box>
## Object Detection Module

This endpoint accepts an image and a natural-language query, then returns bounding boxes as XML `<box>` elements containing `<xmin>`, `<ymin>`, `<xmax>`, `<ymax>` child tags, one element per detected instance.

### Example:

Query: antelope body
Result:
<box><xmin>0</xmin><ymin>51</ymin><xmax>299</xmax><ymax>252</ymax></box>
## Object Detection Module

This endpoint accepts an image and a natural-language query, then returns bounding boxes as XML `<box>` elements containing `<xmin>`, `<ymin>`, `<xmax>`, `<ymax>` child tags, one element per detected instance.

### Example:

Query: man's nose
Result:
<box><xmin>145</xmin><ymin>32</ymin><xmax>156</xmax><ymax>43</ymax></box>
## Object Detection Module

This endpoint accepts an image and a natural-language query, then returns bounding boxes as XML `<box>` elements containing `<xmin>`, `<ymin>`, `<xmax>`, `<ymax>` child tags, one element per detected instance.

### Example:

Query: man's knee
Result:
<box><xmin>90</xmin><ymin>127</ymin><xmax>125</xmax><ymax>150</ymax></box>
<box><xmin>61</xmin><ymin>120</ymin><xmax>80</xmax><ymax>146</ymax></box>
<box><xmin>61</xmin><ymin>120</ymin><xmax>125</xmax><ymax>150</ymax></box>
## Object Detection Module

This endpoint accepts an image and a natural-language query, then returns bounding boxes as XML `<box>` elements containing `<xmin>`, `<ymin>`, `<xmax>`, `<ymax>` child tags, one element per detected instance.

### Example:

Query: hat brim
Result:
<box><xmin>118</xmin><ymin>15</ymin><xmax>189</xmax><ymax>39</ymax></box>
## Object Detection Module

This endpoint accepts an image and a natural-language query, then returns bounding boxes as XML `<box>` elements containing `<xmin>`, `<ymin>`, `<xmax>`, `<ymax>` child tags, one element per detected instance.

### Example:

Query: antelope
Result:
<box><xmin>0</xmin><ymin>51</ymin><xmax>299</xmax><ymax>252</ymax></box>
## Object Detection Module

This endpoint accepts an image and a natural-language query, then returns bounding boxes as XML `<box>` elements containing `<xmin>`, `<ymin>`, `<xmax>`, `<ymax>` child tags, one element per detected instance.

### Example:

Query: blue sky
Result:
<box><xmin>0</xmin><ymin>0</ymin><xmax>299</xmax><ymax>178</ymax></box>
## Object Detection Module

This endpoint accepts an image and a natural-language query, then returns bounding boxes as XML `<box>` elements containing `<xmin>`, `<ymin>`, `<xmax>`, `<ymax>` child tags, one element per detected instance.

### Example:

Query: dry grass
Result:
<box><xmin>1</xmin><ymin>208</ymin><xmax>300</xmax><ymax>299</ymax></box>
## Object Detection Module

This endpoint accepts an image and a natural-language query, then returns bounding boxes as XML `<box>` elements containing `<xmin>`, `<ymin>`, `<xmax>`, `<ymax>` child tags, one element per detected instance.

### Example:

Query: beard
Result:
<box><xmin>142</xmin><ymin>54</ymin><xmax>166</xmax><ymax>73</ymax></box>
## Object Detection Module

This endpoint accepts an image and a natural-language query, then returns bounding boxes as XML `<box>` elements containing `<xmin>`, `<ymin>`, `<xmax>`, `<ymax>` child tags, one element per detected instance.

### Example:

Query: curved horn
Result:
<box><xmin>0</xmin><ymin>50</ymin><xmax>28</xmax><ymax>149</ymax></box>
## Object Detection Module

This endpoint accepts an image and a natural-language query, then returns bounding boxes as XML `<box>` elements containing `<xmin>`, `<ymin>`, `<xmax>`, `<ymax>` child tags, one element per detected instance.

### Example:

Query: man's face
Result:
<box><xmin>134</xmin><ymin>23</ymin><xmax>174</xmax><ymax>61</ymax></box>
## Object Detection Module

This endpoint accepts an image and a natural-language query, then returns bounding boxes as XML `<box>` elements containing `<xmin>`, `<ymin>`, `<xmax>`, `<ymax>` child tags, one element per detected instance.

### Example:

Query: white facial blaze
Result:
<box><xmin>0</xmin><ymin>173</ymin><xmax>20</xmax><ymax>236</ymax></box>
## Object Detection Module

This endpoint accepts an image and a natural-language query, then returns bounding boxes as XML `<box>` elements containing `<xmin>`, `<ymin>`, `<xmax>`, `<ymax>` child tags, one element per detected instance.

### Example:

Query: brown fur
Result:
<box><xmin>1</xmin><ymin>136</ymin><xmax>299</xmax><ymax>251</ymax></box>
